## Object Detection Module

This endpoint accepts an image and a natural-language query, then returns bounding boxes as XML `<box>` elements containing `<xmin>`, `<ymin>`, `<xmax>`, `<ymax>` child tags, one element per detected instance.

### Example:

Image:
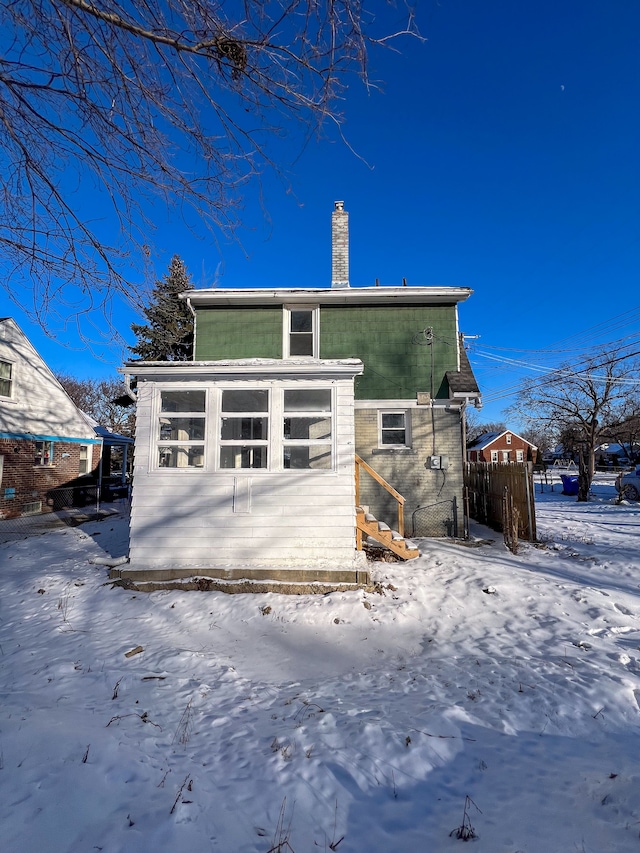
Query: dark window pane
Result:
<box><xmin>284</xmin><ymin>416</ymin><xmax>331</xmax><ymax>440</ymax></box>
<box><xmin>220</xmin><ymin>446</ymin><xmax>268</xmax><ymax>469</ymax></box>
<box><xmin>382</xmin><ymin>413</ymin><xmax>405</xmax><ymax>429</ymax></box>
<box><xmin>159</xmin><ymin>417</ymin><xmax>205</xmax><ymax>441</ymax></box>
<box><xmin>290</xmin><ymin>311</ymin><xmax>312</xmax><ymax>332</ymax></box>
<box><xmin>161</xmin><ymin>390</ymin><xmax>205</xmax><ymax>413</ymax></box>
<box><xmin>284</xmin><ymin>389</ymin><xmax>331</xmax><ymax>412</ymax></box>
<box><xmin>158</xmin><ymin>446</ymin><xmax>205</xmax><ymax>468</ymax></box>
<box><xmin>222</xmin><ymin>389</ymin><xmax>269</xmax><ymax>412</ymax></box>
<box><xmin>283</xmin><ymin>445</ymin><xmax>331</xmax><ymax>469</ymax></box>
<box><xmin>381</xmin><ymin>429</ymin><xmax>406</xmax><ymax>445</ymax></box>
<box><xmin>289</xmin><ymin>334</ymin><xmax>314</xmax><ymax>356</ymax></box>
<box><xmin>221</xmin><ymin>417</ymin><xmax>268</xmax><ymax>440</ymax></box>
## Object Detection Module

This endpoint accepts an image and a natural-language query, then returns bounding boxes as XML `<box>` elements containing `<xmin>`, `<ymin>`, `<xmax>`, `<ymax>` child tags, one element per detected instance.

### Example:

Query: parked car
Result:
<box><xmin>615</xmin><ymin>467</ymin><xmax>640</xmax><ymax>500</ymax></box>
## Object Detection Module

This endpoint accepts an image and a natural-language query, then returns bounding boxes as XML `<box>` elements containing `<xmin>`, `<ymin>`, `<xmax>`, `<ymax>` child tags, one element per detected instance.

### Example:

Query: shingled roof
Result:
<box><xmin>446</xmin><ymin>336</ymin><xmax>480</xmax><ymax>399</ymax></box>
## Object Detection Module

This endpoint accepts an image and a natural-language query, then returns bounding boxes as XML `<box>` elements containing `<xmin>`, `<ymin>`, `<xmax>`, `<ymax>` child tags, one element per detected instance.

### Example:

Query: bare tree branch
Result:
<box><xmin>0</xmin><ymin>0</ymin><xmax>420</xmax><ymax>341</ymax></box>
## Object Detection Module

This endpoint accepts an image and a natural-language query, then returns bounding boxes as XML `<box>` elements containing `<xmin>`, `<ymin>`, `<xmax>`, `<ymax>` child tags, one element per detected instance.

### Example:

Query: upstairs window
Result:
<box><xmin>220</xmin><ymin>389</ymin><xmax>269</xmax><ymax>469</ymax></box>
<box><xmin>506</xmin><ymin>433</ymin><xmax>512</xmax><ymax>445</ymax></box>
<box><xmin>35</xmin><ymin>440</ymin><xmax>54</xmax><ymax>466</ymax></box>
<box><xmin>158</xmin><ymin>390</ymin><xmax>206</xmax><ymax>468</ymax></box>
<box><xmin>283</xmin><ymin>388</ymin><xmax>332</xmax><ymax>469</ymax></box>
<box><xmin>284</xmin><ymin>306</ymin><xmax>318</xmax><ymax>358</ymax></box>
<box><xmin>0</xmin><ymin>360</ymin><xmax>13</xmax><ymax>397</ymax></box>
<box><xmin>379</xmin><ymin>411</ymin><xmax>409</xmax><ymax>447</ymax></box>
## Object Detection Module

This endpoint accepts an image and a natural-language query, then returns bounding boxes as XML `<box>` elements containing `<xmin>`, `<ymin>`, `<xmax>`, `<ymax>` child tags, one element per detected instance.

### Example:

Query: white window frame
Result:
<box><xmin>491</xmin><ymin>450</ymin><xmax>499</xmax><ymax>462</ymax></box>
<box><xmin>219</xmin><ymin>388</ymin><xmax>270</xmax><ymax>471</ymax></box>
<box><xmin>0</xmin><ymin>359</ymin><xmax>13</xmax><ymax>399</ymax></box>
<box><xmin>378</xmin><ymin>410</ymin><xmax>410</xmax><ymax>448</ymax></box>
<box><xmin>282</xmin><ymin>387</ymin><xmax>333</xmax><ymax>471</ymax></box>
<box><xmin>283</xmin><ymin>305</ymin><xmax>319</xmax><ymax>359</ymax></box>
<box><xmin>79</xmin><ymin>444</ymin><xmax>91</xmax><ymax>475</ymax></box>
<box><xmin>516</xmin><ymin>449</ymin><xmax>524</xmax><ymax>462</ymax></box>
<box><xmin>506</xmin><ymin>433</ymin><xmax>512</xmax><ymax>445</ymax></box>
<box><xmin>156</xmin><ymin>388</ymin><xmax>207</xmax><ymax>470</ymax></box>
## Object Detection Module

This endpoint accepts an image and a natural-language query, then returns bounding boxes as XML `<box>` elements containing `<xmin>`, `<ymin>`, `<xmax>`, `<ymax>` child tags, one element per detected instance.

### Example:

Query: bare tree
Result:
<box><xmin>510</xmin><ymin>348</ymin><xmax>640</xmax><ymax>500</ymax></box>
<box><xmin>0</xmin><ymin>1</ymin><xmax>418</xmax><ymax>335</ymax></box>
<box><xmin>466</xmin><ymin>413</ymin><xmax>506</xmax><ymax>444</ymax></box>
<box><xmin>56</xmin><ymin>373</ymin><xmax>134</xmax><ymax>436</ymax></box>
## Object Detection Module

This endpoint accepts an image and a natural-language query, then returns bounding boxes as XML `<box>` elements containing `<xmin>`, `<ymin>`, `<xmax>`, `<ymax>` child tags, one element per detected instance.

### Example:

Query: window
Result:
<box><xmin>0</xmin><ymin>360</ymin><xmax>13</xmax><ymax>397</ymax></box>
<box><xmin>35</xmin><ymin>440</ymin><xmax>54</xmax><ymax>466</ymax></box>
<box><xmin>491</xmin><ymin>450</ymin><xmax>498</xmax><ymax>462</ymax></box>
<box><xmin>220</xmin><ymin>389</ymin><xmax>269</xmax><ymax>469</ymax></box>
<box><xmin>516</xmin><ymin>449</ymin><xmax>524</xmax><ymax>462</ymax></box>
<box><xmin>379</xmin><ymin>411</ymin><xmax>409</xmax><ymax>447</ymax></box>
<box><xmin>158</xmin><ymin>390</ymin><xmax>205</xmax><ymax>468</ymax></box>
<box><xmin>506</xmin><ymin>433</ymin><xmax>512</xmax><ymax>445</ymax></box>
<box><xmin>284</xmin><ymin>306</ymin><xmax>318</xmax><ymax>357</ymax></box>
<box><xmin>79</xmin><ymin>444</ymin><xmax>91</xmax><ymax>475</ymax></box>
<box><xmin>283</xmin><ymin>388</ymin><xmax>332</xmax><ymax>469</ymax></box>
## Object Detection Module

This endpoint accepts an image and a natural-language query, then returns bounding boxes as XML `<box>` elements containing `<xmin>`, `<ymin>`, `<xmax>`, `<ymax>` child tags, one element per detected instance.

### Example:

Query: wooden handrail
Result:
<box><xmin>355</xmin><ymin>454</ymin><xmax>406</xmax><ymax>537</ymax></box>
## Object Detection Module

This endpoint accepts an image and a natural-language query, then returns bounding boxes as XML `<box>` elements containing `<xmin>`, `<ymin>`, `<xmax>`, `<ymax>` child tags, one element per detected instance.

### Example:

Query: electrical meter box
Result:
<box><xmin>427</xmin><ymin>455</ymin><xmax>449</xmax><ymax>470</ymax></box>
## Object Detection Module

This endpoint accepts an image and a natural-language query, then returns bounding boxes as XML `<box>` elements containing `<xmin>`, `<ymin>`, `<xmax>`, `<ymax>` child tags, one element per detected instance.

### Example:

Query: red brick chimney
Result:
<box><xmin>331</xmin><ymin>201</ymin><xmax>349</xmax><ymax>288</ymax></box>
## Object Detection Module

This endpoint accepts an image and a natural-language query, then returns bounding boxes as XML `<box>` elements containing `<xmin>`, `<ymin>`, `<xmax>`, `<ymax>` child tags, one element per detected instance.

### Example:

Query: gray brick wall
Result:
<box><xmin>355</xmin><ymin>407</ymin><xmax>464</xmax><ymax>537</ymax></box>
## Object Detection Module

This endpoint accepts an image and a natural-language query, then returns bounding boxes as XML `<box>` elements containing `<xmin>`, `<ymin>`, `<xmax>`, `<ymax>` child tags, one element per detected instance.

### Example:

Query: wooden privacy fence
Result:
<box><xmin>464</xmin><ymin>462</ymin><xmax>537</xmax><ymax>543</ymax></box>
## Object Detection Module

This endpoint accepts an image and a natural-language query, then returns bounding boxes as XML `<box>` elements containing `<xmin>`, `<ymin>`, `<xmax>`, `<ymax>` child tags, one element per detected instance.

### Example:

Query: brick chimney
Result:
<box><xmin>331</xmin><ymin>200</ymin><xmax>349</xmax><ymax>288</ymax></box>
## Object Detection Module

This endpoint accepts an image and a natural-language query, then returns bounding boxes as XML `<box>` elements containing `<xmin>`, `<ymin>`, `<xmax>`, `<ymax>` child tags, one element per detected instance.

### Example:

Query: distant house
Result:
<box><xmin>0</xmin><ymin>318</ymin><xmax>127</xmax><ymax>519</ymax></box>
<box><xmin>119</xmin><ymin>202</ymin><xmax>481</xmax><ymax>583</ymax></box>
<box><xmin>467</xmin><ymin>429</ymin><xmax>537</xmax><ymax>464</ymax></box>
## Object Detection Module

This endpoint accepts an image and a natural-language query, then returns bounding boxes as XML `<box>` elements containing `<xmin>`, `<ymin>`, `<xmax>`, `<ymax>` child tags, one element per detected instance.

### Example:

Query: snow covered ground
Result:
<box><xmin>2</xmin><ymin>474</ymin><xmax>640</xmax><ymax>852</ymax></box>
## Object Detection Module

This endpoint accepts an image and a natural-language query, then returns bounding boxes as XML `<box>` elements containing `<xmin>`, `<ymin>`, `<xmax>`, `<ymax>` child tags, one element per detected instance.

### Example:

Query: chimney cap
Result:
<box><xmin>334</xmin><ymin>200</ymin><xmax>345</xmax><ymax>211</ymax></box>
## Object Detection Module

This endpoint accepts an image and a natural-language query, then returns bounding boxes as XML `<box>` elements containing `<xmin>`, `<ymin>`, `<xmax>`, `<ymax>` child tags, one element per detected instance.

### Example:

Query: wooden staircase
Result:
<box><xmin>356</xmin><ymin>506</ymin><xmax>420</xmax><ymax>559</ymax></box>
<box><xmin>355</xmin><ymin>454</ymin><xmax>420</xmax><ymax>561</ymax></box>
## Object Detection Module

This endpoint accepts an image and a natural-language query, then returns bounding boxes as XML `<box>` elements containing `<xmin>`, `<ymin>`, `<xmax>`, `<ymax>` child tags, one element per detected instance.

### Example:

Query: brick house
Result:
<box><xmin>119</xmin><ymin>202</ymin><xmax>481</xmax><ymax>582</ymax></box>
<box><xmin>467</xmin><ymin>429</ymin><xmax>537</xmax><ymax>464</ymax></box>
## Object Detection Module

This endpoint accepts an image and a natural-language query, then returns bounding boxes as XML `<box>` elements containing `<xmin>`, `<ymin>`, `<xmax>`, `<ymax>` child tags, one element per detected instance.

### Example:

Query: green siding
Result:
<box><xmin>194</xmin><ymin>303</ymin><xmax>459</xmax><ymax>399</ymax></box>
<box><xmin>195</xmin><ymin>306</ymin><xmax>282</xmax><ymax>359</ymax></box>
<box><xmin>320</xmin><ymin>305</ymin><xmax>458</xmax><ymax>399</ymax></box>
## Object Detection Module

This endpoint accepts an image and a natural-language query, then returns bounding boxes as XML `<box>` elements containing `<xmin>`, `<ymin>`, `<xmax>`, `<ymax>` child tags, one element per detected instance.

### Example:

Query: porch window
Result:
<box><xmin>283</xmin><ymin>388</ymin><xmax>332</xmax><ymax>469</ymax></box>
<box><xmin>0</xmin><ymin>360</ymin><xmax>13</xmax><ymax>398</ymax></box>
<box><xmin>379</xmin><ymin>411</ymin><xmax>409</xmax><ymax>447</ymax></box>
<box><xmin>34</xmin><ymin>440</ymin><xmax>54</xmax><ymax>466</ymax></box>
<box><xmin>158</xmin><ymin>390</ymin><xmax>206</xmax><ymax>468</ymax></box>
<box><xmin>284</xmin><ymin>306</ymin><xmax>319</xmax><ymax>358</ymax></box>
<box><xmin>220</xmin><ymin>389</ymin><xmax>269</xmax><ymax>469</ymax></box>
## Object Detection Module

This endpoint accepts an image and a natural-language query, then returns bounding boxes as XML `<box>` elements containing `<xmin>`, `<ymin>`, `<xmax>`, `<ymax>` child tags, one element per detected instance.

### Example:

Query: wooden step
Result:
<box><xmin>355</xmin><ymin>507</ymin><xmax>419</xmax><ymax>560</ymax></box>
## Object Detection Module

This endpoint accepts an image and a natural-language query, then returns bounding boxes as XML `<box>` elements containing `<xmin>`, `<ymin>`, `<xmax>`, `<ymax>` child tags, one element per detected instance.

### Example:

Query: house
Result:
<box><xmin>120</xmin><ymin>202</ymin><xmax>481</xmax><ymax>583</ymax></box>
<box><xmin>467</xmin><ymin>429</ymin><xmax>537</xmax><ymax>464</ymax></box>
<box><xmin>0</xmin><ymin>318</ymin><xmax>101</xmax><ymax>518</ymax></box>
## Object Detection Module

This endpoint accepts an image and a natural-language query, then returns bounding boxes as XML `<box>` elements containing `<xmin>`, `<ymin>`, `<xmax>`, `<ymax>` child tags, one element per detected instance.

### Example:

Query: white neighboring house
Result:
<box><xmin>0</xmin><ymin>318</ymin><xmax>100</xmax><ymax>518</ymax></box>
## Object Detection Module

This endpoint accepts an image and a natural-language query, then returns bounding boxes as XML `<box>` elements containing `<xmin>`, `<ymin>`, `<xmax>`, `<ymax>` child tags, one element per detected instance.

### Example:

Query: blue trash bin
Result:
<box><xmin>560</xmin><ymin>475</ymin><xmax>579</xmax><ymax>496</ymax></box>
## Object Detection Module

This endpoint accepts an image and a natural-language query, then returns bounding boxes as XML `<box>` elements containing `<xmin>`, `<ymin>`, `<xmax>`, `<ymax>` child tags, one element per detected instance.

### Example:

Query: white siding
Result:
<box><xmin>0</xmin><ymin>319</ymin><xmax>95</xmax><ymax>441</ymax></box>
<box><xmin>130</xmin><ymin>376</ymin><xmax>359</xmax><ymax>569</ymax></box>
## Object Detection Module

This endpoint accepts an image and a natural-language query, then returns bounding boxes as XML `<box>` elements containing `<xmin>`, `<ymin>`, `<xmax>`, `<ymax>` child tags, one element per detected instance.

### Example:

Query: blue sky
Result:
<box><xmin>2</xmin><ymin>0</ymin><xmax>639</xmax><ymax>425</ymax></box>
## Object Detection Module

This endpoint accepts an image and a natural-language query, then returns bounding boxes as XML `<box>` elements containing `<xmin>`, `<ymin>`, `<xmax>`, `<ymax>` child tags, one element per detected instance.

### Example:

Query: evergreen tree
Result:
<box><xmin>130</xmin><ymin>256</ymin><xmax>194</xmax><ymax>361</ymax></box>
